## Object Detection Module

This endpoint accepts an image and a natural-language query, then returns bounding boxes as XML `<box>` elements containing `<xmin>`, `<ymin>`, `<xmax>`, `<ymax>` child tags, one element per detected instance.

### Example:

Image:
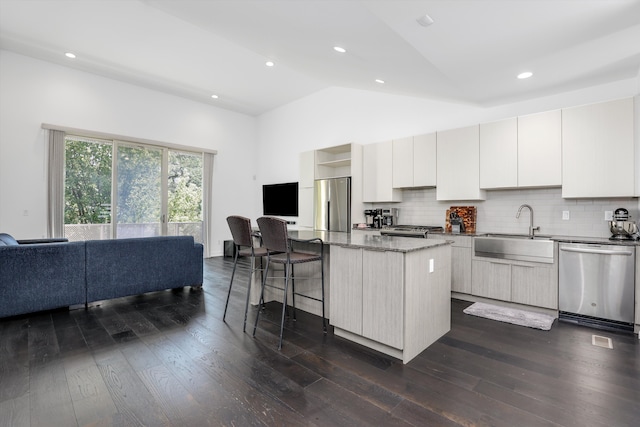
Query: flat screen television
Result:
<box><xmin>262</xmin><ymin>182</ymin><xmax>299</xmax><ymax>216</ymax></box>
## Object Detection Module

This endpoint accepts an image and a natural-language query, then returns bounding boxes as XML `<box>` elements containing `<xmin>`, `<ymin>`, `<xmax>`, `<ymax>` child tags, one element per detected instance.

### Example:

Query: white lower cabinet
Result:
<box><xmin>452</xmin><ymin>246</ymin><xmax>472</xmax><ymax>293</ymax></box>
<box><xmin>511</xmin><ymin>264</ymin><xmax>557</xmax><ymax>309</ymax></box>
<box><xmin>362</xmin><ymin>250</ymin><xmax>403</xmax><ymax>349</ymax></box>
<box><xmin>329</xmin><ymin>246</ymin><xmax>403</xmax><ymax>349</ymax></box>
<box><xmin>472</xmin><ymin>257</ymin><xmax>557</xmax><ymax>309</ymax></box>
<box><xmin>329</xmin><ymin>246</ymin><xmax>363</xmax><ymax>334</ymax></box>
<box><xmin>472</xmin><ymin>260</ymin><xmax>511</xmax><ymax>301</ymax></box>
<box><xmin>429</xmin><ymin>234</ymin><xmax>472</xmax><ymax>294</ymax></box>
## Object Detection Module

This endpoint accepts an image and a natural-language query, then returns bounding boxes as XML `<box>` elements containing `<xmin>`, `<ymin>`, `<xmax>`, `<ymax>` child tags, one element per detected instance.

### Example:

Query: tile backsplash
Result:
<box><xmin>372</xmin><ymin>187</ymin><xmax>639</xmax><ymax>238</ymax></box>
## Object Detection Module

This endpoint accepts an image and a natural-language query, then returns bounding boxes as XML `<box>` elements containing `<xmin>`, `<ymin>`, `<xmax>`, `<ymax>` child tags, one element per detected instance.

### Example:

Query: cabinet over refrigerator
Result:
<box><xmin>314</xmin><ymin>177</ymin><xmax>351</xmax><ymax>233</ymax></box>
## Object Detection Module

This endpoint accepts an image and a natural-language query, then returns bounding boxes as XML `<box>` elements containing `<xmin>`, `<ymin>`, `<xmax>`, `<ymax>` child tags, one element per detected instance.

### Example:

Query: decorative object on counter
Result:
<box><xmin>609</xmin><ymin>208</ymin><xmax>639</xmax><ymax>240</ymax></box>
<box><xmin>463</xmin><ymin>302</ymin><xmax>554</xmax><ymax>330</ymax></box>
<box><xmin>449</xmin><ymin>211</ymin><xmax>465</xmax><ymax>233</ymax></box>
<box><xmin>445</xmin><ymin>206</ymin><xmax>476</xmax><ymax>233</ymax></box>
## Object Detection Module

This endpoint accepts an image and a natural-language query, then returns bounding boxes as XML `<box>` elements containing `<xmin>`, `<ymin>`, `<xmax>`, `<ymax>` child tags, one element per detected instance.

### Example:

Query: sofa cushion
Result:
<box><xmin>85</xmin><ymin>236</ymin><xmax>203</xmax><ymax>303</ymax></box>
<box><xmin>1</xmin><ymin>241</ymin><xmax>86</xmax><ymax>318</ymax></box>
<box><xmin>0</xmin><ymin>233</ymin><xmax>19</xmax><ymax>246</ymax></box>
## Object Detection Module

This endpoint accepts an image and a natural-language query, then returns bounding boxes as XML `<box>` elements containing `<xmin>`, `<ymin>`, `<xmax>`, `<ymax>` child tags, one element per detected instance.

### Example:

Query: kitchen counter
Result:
<box><xmin>548</xmin><ymin>235</ymin><xmax>639</xmax><ymax>245</ymax></box>
<box><xmin>433</xmin><ymin>229</ymin><xmax>640</xmax><ymax>245</ymax></box>
<box><xmin>289</xmin><ymin>229</ymin><xmax>452</xmax><ymax>252</ymax></box>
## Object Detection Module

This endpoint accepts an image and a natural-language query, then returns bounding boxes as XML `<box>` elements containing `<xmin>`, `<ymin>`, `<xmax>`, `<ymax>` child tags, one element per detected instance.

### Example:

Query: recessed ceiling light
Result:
<box><xmin>417</xmin><ymin>14</ymin><xmax>434</xmax><ymax>27</ymax></box>
<box><xmin>265</xmin><ymin>61</ymin><xmax>275</xmax><ymax>67</ymax></box>
<box><xmin>333</xmin><ymin>46</ymin><xmax>346</xmax><ymax>53</ymax></box>
<box><xmin>211</xmin><ymin>94</ymin><xmax>219</xmax><ymax>99</ymax></box>
<box><xmin>375</xmin><ymin>79</ymin><xmax>385</xmax><ymax>84</ymax></box>
<box><xmin>65</xmin><ymin>52</ymin><xmax>76</xmax><ymax>59</ymax></box>
<box><xmin>517</xmin><ymin>71</ymin><xmax>533</xmax><ymax>79</ymax></box>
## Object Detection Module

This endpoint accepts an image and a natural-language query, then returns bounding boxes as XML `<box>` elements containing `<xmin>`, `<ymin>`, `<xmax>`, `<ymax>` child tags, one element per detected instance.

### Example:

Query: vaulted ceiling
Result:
<box><xmin>1</xmin><ymin>0</ymin><xmax>639</xmax><ymax>116</ymax></box>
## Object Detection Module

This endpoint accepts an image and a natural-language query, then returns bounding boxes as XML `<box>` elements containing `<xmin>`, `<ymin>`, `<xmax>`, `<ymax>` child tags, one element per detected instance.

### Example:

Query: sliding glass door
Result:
<box><xmin>64</xmin><ymin>136</ymin><xmax>113</xmax><ymax>241</ymax></box>
<box><xmin>64</xmin><ymin>136</ymin><xmax>203</xmax><ymax>242</ymax></box>
<box><xmin>167</xmin><ymin>151</ymin><xmax>203</xmax><ymax>241</ymax></box>
<box><xmin>115</xmin><ymin>144</ymin><xmax>163</xmax><ymax>238</ymax></box>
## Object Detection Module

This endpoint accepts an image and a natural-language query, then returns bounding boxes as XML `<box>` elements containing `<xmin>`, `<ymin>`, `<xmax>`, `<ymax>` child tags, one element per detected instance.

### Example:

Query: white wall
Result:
<box><xmin>2</xmin><ymin>48</ymin><xmax>639</xmax><ymax>249</ymax></box>
<box><xmin>256</xmin><ymin>78</ymin><xmax>639</xmax><ymax>233</ymax></box>
<box><xmin>0</xmin><ymin>50</ymin><xmax>257</xmax><ymax>256</ymax></box>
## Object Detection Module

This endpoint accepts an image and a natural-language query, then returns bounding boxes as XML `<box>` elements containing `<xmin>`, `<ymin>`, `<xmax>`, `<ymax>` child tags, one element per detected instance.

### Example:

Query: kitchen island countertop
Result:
<box><xmin>288</xmin><ymin>229</ymin><xmax>452</xmax><ymax>252</ymax></box>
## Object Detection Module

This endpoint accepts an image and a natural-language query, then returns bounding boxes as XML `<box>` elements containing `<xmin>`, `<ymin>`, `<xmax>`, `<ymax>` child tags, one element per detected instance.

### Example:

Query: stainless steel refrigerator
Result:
<box><xmin>314</xmin><ymin>177</ymin><xmax>351</xmax><ymax>232</ymax></box>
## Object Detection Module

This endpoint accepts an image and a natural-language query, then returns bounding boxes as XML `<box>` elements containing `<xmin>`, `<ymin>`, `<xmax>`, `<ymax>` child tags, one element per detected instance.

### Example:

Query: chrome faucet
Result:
<box><xmin>516</xmin><ymin>204</ymin><xmax>540</xmax><ymax>238</ymax></box>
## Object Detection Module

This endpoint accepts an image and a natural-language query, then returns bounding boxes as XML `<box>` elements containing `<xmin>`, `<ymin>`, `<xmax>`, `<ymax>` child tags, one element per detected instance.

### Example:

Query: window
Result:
<box><xmin>63</xmin><ymin>136</ymin><xmax>204</xmax><ymax>243</ymax></box>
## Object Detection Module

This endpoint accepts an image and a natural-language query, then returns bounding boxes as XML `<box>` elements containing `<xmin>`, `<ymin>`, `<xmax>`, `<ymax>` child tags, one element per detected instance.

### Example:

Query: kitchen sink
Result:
<box><xmin>474</xmin><ymin>235</ymin><xmax>555</xmax><ymax>263</ymax></box>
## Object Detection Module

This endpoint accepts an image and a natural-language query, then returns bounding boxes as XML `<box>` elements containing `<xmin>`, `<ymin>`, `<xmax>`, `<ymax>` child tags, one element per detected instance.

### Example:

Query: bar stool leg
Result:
<box><xmin>291</xmin><ymin>264</ymin><xmax>297</xmax><ymax>321</ymax></box>
<box><xmin>242</xmin><ymin>254</ymin><xmax>255</xmax><ymax>332</ymax></box>
<box><xmin>321</xmin><ymin>255</ymin><xmax>327</xmax><ymax>333</ymax></box>
<box><xmin>253</xmin><ymin>256</ymin><xmax>270</xmax><ymax>337</ymax></box>
<box><xmin>223</xmin><ymin>247</ymin><xmax>240</xmax><ymax>323</ymax></box>
<box><xmin>278</xmin><ymin>262</ymin><xmax>291</xmax><ymax>350</ymax></box>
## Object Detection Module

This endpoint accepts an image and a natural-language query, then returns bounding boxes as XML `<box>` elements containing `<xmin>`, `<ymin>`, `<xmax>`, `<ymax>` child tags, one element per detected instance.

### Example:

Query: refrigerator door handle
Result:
<box><xmin>326</xmin><ymin>201</ymin><xmax>330</xmax><ymax>230</ymax></box>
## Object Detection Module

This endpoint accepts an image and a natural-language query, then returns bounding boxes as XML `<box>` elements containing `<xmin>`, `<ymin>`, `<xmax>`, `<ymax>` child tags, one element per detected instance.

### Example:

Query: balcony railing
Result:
<box><xmin>64</xmin><ymin>222</ymin><xmax>203</xmax><ymax>243</ymax></box>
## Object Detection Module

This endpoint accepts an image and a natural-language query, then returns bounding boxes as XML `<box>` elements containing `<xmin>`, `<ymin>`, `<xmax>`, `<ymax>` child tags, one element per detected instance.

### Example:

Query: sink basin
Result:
<box><xmin>481</xmin><ymin>233</ymin><xmax>552</xmax><ymax>240</ymax></box>
<box><xmin>474</xmin><ymin>235</ymin><xmax>555</xmax><ymax>263</ymax></box>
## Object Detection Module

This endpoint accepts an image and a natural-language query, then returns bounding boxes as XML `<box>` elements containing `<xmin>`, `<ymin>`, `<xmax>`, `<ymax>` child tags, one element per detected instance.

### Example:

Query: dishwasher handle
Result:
<box><xmin>560</xmin><ymin>246</ymin><xmax>633</xmax><ymax>256</ymax></box>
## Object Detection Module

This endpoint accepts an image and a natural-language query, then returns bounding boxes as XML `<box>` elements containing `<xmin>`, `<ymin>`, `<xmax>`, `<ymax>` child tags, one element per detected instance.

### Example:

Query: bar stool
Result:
<box><xmin>224</xmin><ymin>216</ymin><xmax>268</xmax><ymax>332</ymax></box>
<box><xmin>253</xmin><ymin>216</ymin><xmax>326</xmax><ymax>350</ymax></box>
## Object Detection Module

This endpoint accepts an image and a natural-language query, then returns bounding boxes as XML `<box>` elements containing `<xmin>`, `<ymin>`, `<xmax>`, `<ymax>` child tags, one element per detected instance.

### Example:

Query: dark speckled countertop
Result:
<box><xmin>430</xmin><ymin>230</ymin><xmax>639</xmax><ymax>246</ymax></box>
<box><xmin>287</xmin><ymin>230</ymin><xmax>452</xmax><ymax>253</ymax></box>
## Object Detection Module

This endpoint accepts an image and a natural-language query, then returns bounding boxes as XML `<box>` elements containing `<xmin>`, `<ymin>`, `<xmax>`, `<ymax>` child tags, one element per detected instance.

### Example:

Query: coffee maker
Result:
<box><xmin>364</xmin><ymin>208</ymin><xmax>390</xmax><ymax>228</ymax></box>
<box><xmin>382</xmin><ymin>208</ymin><xmax>399</xmax><ymax>227</ymax></box>
<box><xmin>364</xmin><ymin>209</ymin><xmax>377</xmax><ymax>228</ymax></box>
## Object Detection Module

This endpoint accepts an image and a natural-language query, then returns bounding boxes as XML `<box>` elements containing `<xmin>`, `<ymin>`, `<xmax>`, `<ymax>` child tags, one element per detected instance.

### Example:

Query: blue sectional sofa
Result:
<box><xmin>85</xmin><ymin>236</ymin><xmax>203</xmax><ymax>303</ymax></box>
<box><xmin>0</xmin><ymin>234</ymin><xmax>203</xmax><ymax>318</ymax></box>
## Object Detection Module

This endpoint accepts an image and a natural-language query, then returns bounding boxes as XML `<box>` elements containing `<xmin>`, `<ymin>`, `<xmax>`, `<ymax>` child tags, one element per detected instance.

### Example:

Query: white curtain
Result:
<box><xmin>47</xmin><ymin>129</ymin><xmax>65</xmax><ymax>238</ymax></box>
<box><xmin>202</xmin><ymin>152</ymin><xmax>215</xmax><ymax>257</ymax></box>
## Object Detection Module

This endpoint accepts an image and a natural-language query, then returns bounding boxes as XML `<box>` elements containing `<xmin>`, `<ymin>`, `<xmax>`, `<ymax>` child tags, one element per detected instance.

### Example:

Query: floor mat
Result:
<box><xmin>463</xmin><ymin>302</ymin><xmax>555</xmax><ymax>330</ymax></box>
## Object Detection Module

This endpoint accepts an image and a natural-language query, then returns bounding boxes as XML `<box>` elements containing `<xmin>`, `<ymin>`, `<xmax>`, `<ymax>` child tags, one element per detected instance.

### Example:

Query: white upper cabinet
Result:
<box><xmin>436</xmin><ymin>125</ymin><xmax>486</xmax><ymax>201</ymax></box>
<box><xmin>298</xmin><ymin>151</ymin><xmax>315</xmax><ymax>229</ymax></box>
<box><xmin>518</xmin><ymin>110</ymin><xmax>562</xmax><ymax>187</ymax></box>
<box><xmin>479</xmin><ymin>118</ymin><xmax>518</xmax><ymax>189</ymax></box>
<box><xmin>562</xmin><ymin>98</ymin><xmax>635</xmax><ymax>198</ymax></box>
<box><xmin>413</xmin><ymin>133</ymin><xmax>437</xmax><ymax>187</ymax></box>
<box><xmin>392</xmin><ymin>133</ymin><xmax>437</xmax><ymax>188</ymax></box>
<box><xmin>392</xmin><ymin>137</ymin><xmax>413</xmax><ymax>188</ymax></box>
<box><xmin>480</xmin><ymin>112</ymin><xmax>561</xmax><ymax>189</ymax></box>
<box><xmin>299</xmin><ymin>150</ymin><xmax>315</xmax><ymax>188</ymax></box>
<box><xmin>363</xmin><ymin>141</ymin><xmax>402</xmax><ymax>202</ymax></box>
<box><xmin>297</xmin><ymin>187</ymin><xmax>314</xmax><ymax>228</ymax></box>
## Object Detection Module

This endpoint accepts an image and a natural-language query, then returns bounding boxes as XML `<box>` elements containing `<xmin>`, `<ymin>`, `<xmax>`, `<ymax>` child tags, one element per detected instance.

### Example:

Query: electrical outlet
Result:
<box><xmin>562</xmin><ymin>211</ymin><xmax>570</xmax><ymax>220</ymax></box>
<box><xmin>604</xmin><ymin>211</ymin><xmax>613</xmax><ymax>221</ymax></box>
<box><xmin>429</xmin><ymin>259</ymin><xmax>434</xmax><ymax>273</ymax></box>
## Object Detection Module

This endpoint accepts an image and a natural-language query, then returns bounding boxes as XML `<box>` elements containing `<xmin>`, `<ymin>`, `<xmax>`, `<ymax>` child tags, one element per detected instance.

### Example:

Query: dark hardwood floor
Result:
<box><xmin>1</xmin><ymin>256</ymin><xmax>639</xmax><ymax>426</ymax></box>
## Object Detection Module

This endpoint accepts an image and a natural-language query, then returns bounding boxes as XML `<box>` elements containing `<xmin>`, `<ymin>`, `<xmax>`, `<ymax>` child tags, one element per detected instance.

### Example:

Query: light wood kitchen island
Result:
<box><xmin>256</xmin><ymin>231</ymin><xmax>452</xmax><ymax>364</ymax></box>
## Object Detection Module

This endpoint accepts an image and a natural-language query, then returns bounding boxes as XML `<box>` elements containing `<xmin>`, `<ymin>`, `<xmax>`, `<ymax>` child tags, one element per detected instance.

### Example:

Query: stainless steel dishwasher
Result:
<box><xmin>559</xmin><ymin>242</ymin><xmax>635</xmax><ymax>328</ymax></box>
